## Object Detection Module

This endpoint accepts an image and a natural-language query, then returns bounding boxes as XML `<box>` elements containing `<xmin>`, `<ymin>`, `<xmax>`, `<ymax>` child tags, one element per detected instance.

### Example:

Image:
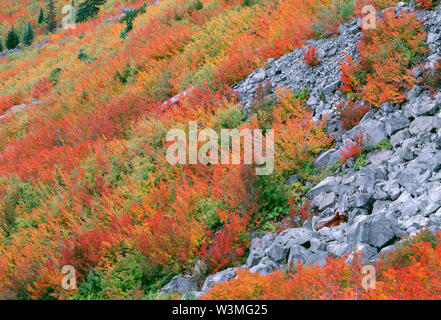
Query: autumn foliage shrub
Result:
<box><xmin>277</xmin><ymin>199</ymin><xmax>312</xmax><ymax>232</ymax></box>
<box><xmin>338</xmin><ymin>132</ymin><xmax>365</xmax><ymax>163</ymax></box>
<box><xmin>203</xmin><ymin>230</ymin><xmax>441</xmax><ymax>300</ymax></box>
<box><xmin>423</xmin><ymin>58</ymin><xmax>441</xmax><ymax>97</ymax></box>
<box><xmin>0</xmin><ymin>92</ymin><xmax>24</xmax><ymax>114</ymax></box>
<box><xmin>312</xmin><ymin>0</ymin><xmax>355</xmax><ymax>38</ymax></box>
<box><xmin>61</xmin><ymin>228</ymin><xmax>112</xmax><ymax>280</ymax></box>
<box><xmin>416</xmin><ymin>0</ymin><xmax>439</xmax><ymax>9</ymax></box>
<box><xmin>273</xmin><ymin>89</ymin><xmax>333</xmax><ymax>178</ymax></box>
<box><xmin>202</xmin><ymin>256</ymin><xmax>366</xmax><ymax>300</ymax></box>
<box><xmin>339</xmin><ymin>9</ymin><xmax>428</xmax><ymax>107</ymax></box>
<box><xmin>335</xmin><ymin>100</ymin><xmax>371</xmax><ymax>130</ymax></box>
<box><xmin>32</xmin><ymin>77</ymin><xmax>54</xmax><ymax>99</ymax></box>
<box><xmin>302</xmin><ymin>45</ymin><xmax>320</xmax><ymax>66</ymax></box>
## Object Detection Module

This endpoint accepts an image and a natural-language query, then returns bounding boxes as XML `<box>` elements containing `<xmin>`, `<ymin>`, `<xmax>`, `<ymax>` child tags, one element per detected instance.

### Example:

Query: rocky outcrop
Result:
<box><xmin>0</xmin><ymin>48</ymin><xmax>22</xmax><ymax>58</ymax></box>
<box><xmin>0</xmin><ymin>99</ymin><xmax>42</xmax><ymax>120</ymax></box>
<box><xmin>233</xmin><ymin>13</ymin><xmax>361</xmax><ymax>122</ymax></box>
<box><xmin>162</xmin><ymin>3</ymin><xmax>441</xmax><ymax>299</ymax></box>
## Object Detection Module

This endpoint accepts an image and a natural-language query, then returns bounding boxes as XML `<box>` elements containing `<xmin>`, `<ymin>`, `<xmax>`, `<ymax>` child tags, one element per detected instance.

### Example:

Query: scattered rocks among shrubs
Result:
<box><xmin>163</xmin><ymin>3</ymin><xmax>441</xmax><ymax>299</ymax></box>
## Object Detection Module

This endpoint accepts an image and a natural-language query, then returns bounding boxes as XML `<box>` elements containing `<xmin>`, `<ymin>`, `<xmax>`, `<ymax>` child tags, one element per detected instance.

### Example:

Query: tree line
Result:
<box><xmin>1</xmin><ymin>0</ymin><xmax>106</xmax><ymax>51</ymax></box>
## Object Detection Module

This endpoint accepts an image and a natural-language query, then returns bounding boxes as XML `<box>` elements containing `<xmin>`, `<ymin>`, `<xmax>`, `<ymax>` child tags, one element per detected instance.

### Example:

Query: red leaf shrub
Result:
<box><xmin>339</xmin><ymin>9</ymin><xmax>428</xmax><ymax>107</ymax></box>
<box><xmin>423</xmin><ymin>58</ymin><xmax>441</xmax><ymax>97</ymax></box>
<box><xmin>335</xmin><ymin>100</ymin><xmax>371</xmax><ymax>130</ymax></box>
<box><xmin>302</xmin><ymin>45</ymin><xmax>320</xmax><ymax>66</ymax></box>
<box><xmin>416</xmin><ymin>0</ymin><xmax>439</xmax><ymax>9</ymax></box>
<box><xmin>32</xmin><ymin>77</ymin><xmax>54</xmax><ymax>99</ymax></box>
<box><xmin>338</xmin><ymin>132</ymin><xmax>365</xmax><ymax>163</ymax></box>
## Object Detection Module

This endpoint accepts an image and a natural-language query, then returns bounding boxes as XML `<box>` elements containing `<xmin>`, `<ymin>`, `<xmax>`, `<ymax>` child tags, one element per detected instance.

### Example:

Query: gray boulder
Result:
<box><xmin>161</xmin><ymin>275</ymin><xmax>198</xmax><ymax>295</ymax></box>
<box><xmin>348</xmin><ymin>213</ymin><xmax>401</xmax><ymax>248</ymax></box>
<box><xmin>305</xmin><ymin>176</ymin><xmax>342</xmax><ymax>199</ymax></box>
<box><xmin>202</xmin><ymin>268</ymin><xmax>237</xmax><ymax>292</ymax></box>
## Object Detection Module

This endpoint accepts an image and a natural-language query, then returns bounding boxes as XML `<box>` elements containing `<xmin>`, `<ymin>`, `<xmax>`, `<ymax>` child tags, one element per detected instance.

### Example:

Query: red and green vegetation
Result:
<box><xmin>0</xmin><ymin>0</ymin><xmax>439</xmax><ymax>300</ymax></box>
<box><xmin>339</xmin><ymin>8</ymin><xmax>428</xmax><ymax>107</ymax></box>
<box><xmin>202</xmin><ymin>229</ymin><xmax>441</xmax><ymax>300</ymax></box>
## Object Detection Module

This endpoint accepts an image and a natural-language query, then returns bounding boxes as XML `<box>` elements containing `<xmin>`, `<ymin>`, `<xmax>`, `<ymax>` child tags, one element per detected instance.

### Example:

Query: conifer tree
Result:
<box><xmin>22</xmin><ymin>22</ymin><xmax>35</xmax><ymax>47</ymax></box>
<box><xmin>46</xmin><ymin>0</ymin><xmax>57</xmax><ymax>33</ymax></box>
<box><xmin>0</xmin><ymin>38</ymin><xmax>3</xmax><ymax>52</ymax></box>
<box><xmin>38</xmin><ymin>8</ymin><xmax>45</xmax><ymax>24</ymax></box>
<box><xmin>76</xmin><ymin>0</ymin><xmax>106</xmax><ymax>23</ymax></box>
<box><xmin>5</xmin><ymin>27</ymin><xmax>20</xmax><ymax>50</ymax></box>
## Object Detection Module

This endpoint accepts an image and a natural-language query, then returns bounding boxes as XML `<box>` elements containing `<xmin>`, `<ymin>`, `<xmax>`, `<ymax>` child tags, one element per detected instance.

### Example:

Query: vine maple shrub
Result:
<box><xmin>335</xmin><ymin>100</ymin><xmax>371</xmax><ymax>130</ymax></box>
<box><xmin>302</xmin><ymin>45</ymin><xmax>320</xmax><ymax>66</ymax></box>
<box><xmin>272</xmin><ymin>88</ymin><xmax>333</xmax><ymax>178</ymax></box>
<box><xmin>416</xmin><ymin>0</ymin><xmax>440</xmax><ymax>9</ymax></box>
<box><xmin>339</xmin><ymin>9</ymin><xmax>428</xmax><ymax>107</ymax></box>
<box><xmin>423</xmin><ymin>58</ymin><xmax>441</xmax><ymax>96</ymax></box>
<box><xmin>338</xmin><ymin>132</ymin><xmax>365</xmax><ymax>163</ymax></box>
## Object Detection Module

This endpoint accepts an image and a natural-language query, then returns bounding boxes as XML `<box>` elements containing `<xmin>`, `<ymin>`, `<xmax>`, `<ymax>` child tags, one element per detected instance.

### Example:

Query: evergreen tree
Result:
<box><xmin>22</xmin><ymin>22</ymin><xmax>35</xmax><ymax>47</ymax></box>
<box><xmin>76</xmin><ymin>0</ymin><xmax>106</xmax><ymax>23</ymax></box>
<box><xmin>119</xmin><ymin>4</ymin><xmax>146</xmax><ymax>39</ymax></box>
<box><xmin>46</xmin><ymin>0</ymin><xmax>57</xmax><ymax>33</ymax></box>
<box><xmin>0</xmin><ymin>38</ymin><xmax>3</xmax><ymax>52</ymax></box>
<box><xmin>5</xmin><ymin>27</ymin><xmax>20</xmax><ymax>50</ymax></box>
<box><xmin>38</xmin><ymin>8</ymin><xmax>45</xmax><ymax>24</ymax></box>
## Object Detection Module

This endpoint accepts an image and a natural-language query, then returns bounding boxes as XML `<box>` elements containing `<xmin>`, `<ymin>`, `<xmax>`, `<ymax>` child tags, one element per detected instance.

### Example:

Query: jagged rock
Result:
<box><xmin>314</xmin><ymin>149</ymin><xmax>340</xmax><ymax>168</ymax></box>
<box><xmin>352</xmin><ymin>243</ymin><xmax>378</xmax><ymax>261</ymax></box>
<box><xmin>305</xmin><ymin>176</ymin><xmax>342</xmax><ymax>199</ymax></box>
<box><xmin>402</xmin><ymin>215</ymin><xmax>429</xmax><ymax>231</ymax></box>
<box><xmin>379</xmin><ymin>245</ymin><xmax>396</xmax><ymax>257</ymax></box>
<box><xmin>285</xmin><ymin>174</ymin><xmax>299</xmax><ymax>185</ymax></box>
<box><xmin>287</xmin><ymin>244</ymin><xmax>309</xmax><ymax>265</ymax></box>
<box><xmin>354</xmin><ymin>193</ymin><xmax>374</xmax><ymax>209</ymax></box>
<box><xmin>160</xmin><ymin>275</ymin><xmax>198</xmax><ymax>295</ymax></box>
<box><xmin>348</xmin><ymin>213</ymin><xmax>401</xmax><ymax>248</ymax></box>
<box><xmin>413</xmin><ymin>97</ymin><xmax>439</xmax><ymax>116</ymax></box>
<box><xmin>427</xmin><ymin>32</ymin><xmax>439</xmax><ymax>44</ymax></box>
<box><xmin>265</xmin><ymin>228</ymin><xmax>314</xmax><ymax>263</ymax></box>
<box><xmin>0</xmin><ymin>48</ymin><xmax>22</xmax><ymax>58</ymax></box>
<box><xmin>250</xmin><ymin>257</ymin><xmax>279</xmax><ymax>275</ymax></box>
<box><xmin>429</xmin><ymin>151</ymin><xmax>441</xmax><ymax>172</ymax></box>
<box><xmin>184</xmin><ymin>4</ymin><xmax>441</xmax><ymax>289</ymax></box>
<box><xmin>234</xmin><ymin>18</ymin><xmax>361</xmax><ymax>115</ymax></box>
<box><xmin>273</xmin><ymin>228</ymin><xmax>314</xmax><ymax>248</ymax></box>
<box><xmin>409</xmin><ymin>116</ymin><xmax>441</xmax><ymax>135</ymax></box>
<box><xmin>265</xmin><ymin>242</ymin><xmax>287</xmax><ymax>263</ymax></box>
<box><xmin>327</xmin><ymin>242</ymin><xmax>349</xmax><ymax>257</ymax></box>
<box><xmin>315</xmin><ymin>192</ymin><xmax>336</xmax><ymax>211</ymax></box>
<box><xmin>429</xmin><ymin>207</ymin><xmax>441</xmax><ymax>226</ymax></box>
<box><xmin>384</xmin><ymin>116</ymin><xmax>410</xmax><ymax>136</ymax></box>
<box><xmin>10</xmin><ymin>104</ymin><xmax>26</xmax><ymax>112</ymax></box>
<box><xmin>435</xmin><ymin>136</ymin><xmax>441</xmax><ymax>150</ymax></box>
<box><xmin>391</xmin><ymin>129</ymin><xmax>411</xmax><ymax>147</ymax></box>
<box><xmin>246</xmin><ymin>250</ymin><xmax>265</xmax><ymax>268</ymax></box>
<box><xmin>202</xmin><ymin>268</ymin><xmax>237</xmax><ymax>292</ymax></box>
<box><xmin>366</xmin><ymin>150</ymin><xmax>394</xmax><ymax>166</ymax></box>
<box><xmin>424</xmin><ymin>187</ymin><xmax>441</xmax><ymax>215</ymax></box>
<box><xmin>246</xmin><ymin>233</ymin><xmax>275</xmax><ymax>268</ymax></box>
<box><xmin>121</xmin><ymin>7</ymin><xmax>135</xmax><ymax>13</ymax></box>
<box><xmin>344</xmin><ymin>119</ymin><xmax>387</xmax><ymax>146</ymax></box>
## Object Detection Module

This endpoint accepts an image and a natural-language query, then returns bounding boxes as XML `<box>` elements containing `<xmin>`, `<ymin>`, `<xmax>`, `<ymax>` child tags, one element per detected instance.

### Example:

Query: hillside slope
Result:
<box><xmin>1</xmin><ymin>0</ymin><xmax>441</xmax><ymax>300</ymax></box>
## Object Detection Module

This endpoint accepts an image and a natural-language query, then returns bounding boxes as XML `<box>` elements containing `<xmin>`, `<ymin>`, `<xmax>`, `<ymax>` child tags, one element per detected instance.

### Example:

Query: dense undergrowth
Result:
<box><xmin>0</xmin><ymin>0</ymin><xmax>440</xmax><ymax>300</ymax></box>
